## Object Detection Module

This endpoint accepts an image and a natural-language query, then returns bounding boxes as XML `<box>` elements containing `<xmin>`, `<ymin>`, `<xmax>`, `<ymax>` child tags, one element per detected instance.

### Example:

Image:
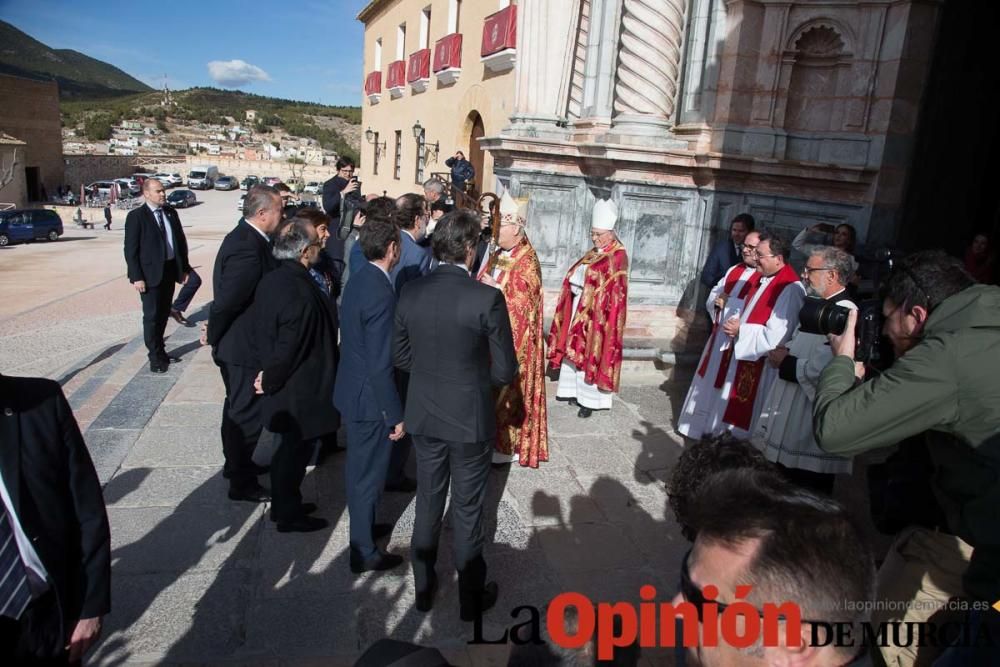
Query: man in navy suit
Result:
<box><xmin>334</xmin><ymin>215</ymin><xmax>407</xmax><ymax>574</ymax></box>
<box><xmin>699</xmin><ymin>213</ymin><xmax>755</xmax><ymax>326</ymax></box>
<box><xmin>383</xmin><ymin>194</ymin><xmax>432</xmax><ymax>493</ymax></box>
<box><xmin>124</xmin><ymin>178</ymin><xmax>191</xmax><ymax>373</ymax></box>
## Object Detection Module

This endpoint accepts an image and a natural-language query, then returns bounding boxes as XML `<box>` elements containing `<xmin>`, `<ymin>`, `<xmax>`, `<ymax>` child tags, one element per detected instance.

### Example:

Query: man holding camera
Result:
<box><xmin>815</xmin><ymin>250</ymin><xmax>1000</xmax><ymax>666</ymax></box>
<box><xmin>752</xmin><ymin>247</ymin><xmax>856</xmax><ymax>495</ymax></box>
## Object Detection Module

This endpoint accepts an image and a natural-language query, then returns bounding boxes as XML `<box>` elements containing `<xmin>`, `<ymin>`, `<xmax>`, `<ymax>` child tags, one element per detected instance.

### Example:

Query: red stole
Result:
<box><xmin>721</xmin><ymin>263</ymin><xmax>800</xmax><ymax>430</ymax></box>
<box><xmin>697</xmin><ymin>265</ymin><xmax>759</xmax><ymax>380</ymax></box>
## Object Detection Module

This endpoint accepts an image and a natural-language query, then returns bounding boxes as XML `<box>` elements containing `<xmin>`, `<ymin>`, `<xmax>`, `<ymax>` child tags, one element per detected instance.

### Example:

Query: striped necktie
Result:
<box><xmin>0</xmin><ymin>503</ymin><xmax>31</xmax><ymax>619</ymax></box>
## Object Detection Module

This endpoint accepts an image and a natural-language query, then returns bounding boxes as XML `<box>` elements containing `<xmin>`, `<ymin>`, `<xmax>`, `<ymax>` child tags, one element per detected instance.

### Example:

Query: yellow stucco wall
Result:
<box><xmin>359</xmin><ymin>0</ymin><xmax>515</xmax><ymax>197</ymax></box>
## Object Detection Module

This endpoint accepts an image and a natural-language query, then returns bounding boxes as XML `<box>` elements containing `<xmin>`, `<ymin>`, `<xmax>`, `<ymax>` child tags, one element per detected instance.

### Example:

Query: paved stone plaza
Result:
<box><xmin>77</xmin><ymin>311</ymin><xmax>690</xmax><ymax>665</ymax></box>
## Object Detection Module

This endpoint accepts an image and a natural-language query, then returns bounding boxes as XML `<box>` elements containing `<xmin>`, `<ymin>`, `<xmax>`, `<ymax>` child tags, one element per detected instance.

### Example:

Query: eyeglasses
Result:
<box><xmin>754</xmin><ymin>251</ymin><xmax>779</xmax><ymax>259</ymax></box>
<box><xmin>802</xmin><ymin>266</ymin><xmax>835</xmax><ymax>275</ymax></box>
<box><xmin>338</xmin><ymin>168</ymin><xmax>354</xmax><ymax>175</ymax></box>
<box><xmin>741</xmin><ymin>243</ymin><xmax>758</xmax><ymax>252</ymax></box>
<box><xmin>590</xmin><ymin>231</ymin><xmax>611</xmax><ymax>239</ymax></box>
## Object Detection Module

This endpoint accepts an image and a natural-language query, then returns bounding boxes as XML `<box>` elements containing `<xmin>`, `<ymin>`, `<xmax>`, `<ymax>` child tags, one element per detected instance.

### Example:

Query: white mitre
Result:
<box><xmin>499</xmin><ymin>191</ymin><xmax>528</xmax><ymax>226</ymax></box>
<box><xmin>591</xmin><ymin>198</ymin><xmax>618</xmax><ymax>231</ymax></box>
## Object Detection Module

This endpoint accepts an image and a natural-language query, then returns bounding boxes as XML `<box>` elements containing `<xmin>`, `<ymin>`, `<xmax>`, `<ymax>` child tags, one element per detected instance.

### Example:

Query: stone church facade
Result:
<box><xmin>482</xmin><ymin>0</ymin><xmax>943</xmax><ymax>358</ymax></box>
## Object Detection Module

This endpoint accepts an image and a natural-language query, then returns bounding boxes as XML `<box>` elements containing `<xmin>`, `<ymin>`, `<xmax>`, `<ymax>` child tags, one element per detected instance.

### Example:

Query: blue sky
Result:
<box><xmin>0</xmin><ymin>0</ymin><xmax>371</xmax><ymax>106</ymax></box>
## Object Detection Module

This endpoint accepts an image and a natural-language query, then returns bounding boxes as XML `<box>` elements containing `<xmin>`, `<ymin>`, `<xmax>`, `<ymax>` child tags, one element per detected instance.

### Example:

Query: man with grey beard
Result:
<box><xmin>751</xmin><ymin>246</ymin><xmax>857</xmax><ymax>494</ymax></box>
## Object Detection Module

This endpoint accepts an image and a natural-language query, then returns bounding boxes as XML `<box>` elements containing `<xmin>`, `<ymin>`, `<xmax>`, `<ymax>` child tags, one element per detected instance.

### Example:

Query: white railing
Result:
<box><xmin>0</xmin><ymin>202</ymin><xmax>15</xmax><ymax>211</ymax></box>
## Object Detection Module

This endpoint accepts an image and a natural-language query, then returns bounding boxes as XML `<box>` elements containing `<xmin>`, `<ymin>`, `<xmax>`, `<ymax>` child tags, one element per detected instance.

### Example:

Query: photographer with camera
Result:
<box><xmin>814</xmin><ymin>250</ymin><xmax>1000</xmax><ymax>666</ymax></box>
<box><xmin>751</xmin><ymin>247</ymin><xmax>856</xmax><ymax>495</ymax></box>
<box><xmin>322</xmin><ymin>157</ymin><xmax>362</xmax><ymax>221</ymax></box>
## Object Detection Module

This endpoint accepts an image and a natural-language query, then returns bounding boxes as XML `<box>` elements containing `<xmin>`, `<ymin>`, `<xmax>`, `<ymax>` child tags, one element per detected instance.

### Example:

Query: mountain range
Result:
<box><xmin>0</xmin><ymin>19</ymin><xmax>152</xmax><ymax>97</ymax></box>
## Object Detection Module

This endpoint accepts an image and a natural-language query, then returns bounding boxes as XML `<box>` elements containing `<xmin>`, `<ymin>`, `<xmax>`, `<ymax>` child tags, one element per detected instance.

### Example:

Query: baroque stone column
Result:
<box><xmin>510</xmin><ymin>0</ymin><xmax>580</xmax><ymax>130</ymax></box>
<box><xmin>611</xmin><ymin>0</ymin><xmax>686</xmax><ymax>135</ymax></box>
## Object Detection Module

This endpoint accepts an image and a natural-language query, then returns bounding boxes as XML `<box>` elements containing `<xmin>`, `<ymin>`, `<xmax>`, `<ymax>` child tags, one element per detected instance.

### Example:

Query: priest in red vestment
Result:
<box><xmin>477</xmin><ymin>192</ymin><xmax>549</xmax><ymax>467</ymax></box>
<box><xmin>547</xmin><ymin>199</ymin><xmax>629</xmax><ymax>418</ymax></box>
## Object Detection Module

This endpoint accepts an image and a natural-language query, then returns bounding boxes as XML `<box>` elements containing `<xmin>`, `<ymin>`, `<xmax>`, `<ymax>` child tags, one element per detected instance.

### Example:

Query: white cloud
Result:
<box><xmin>206</xmin><ymin>59</ymin><xmax>271</xmax><ymax>87</ymax></box>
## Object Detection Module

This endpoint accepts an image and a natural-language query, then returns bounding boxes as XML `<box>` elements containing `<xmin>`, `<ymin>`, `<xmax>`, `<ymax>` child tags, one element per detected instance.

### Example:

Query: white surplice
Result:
<box><xmin>752</xmin><ymin>294</ymin><xmax>855</xmax><ymax>474</ymax></box>
<box><xmin>716</xmin><ymin>273</ymin><xmax>806</xmax><ymax>439</ymax></box>
<box><xmin>676</xmin><ymin>264</ymin><xmax>757</xmax><ymax>439</ymax></box>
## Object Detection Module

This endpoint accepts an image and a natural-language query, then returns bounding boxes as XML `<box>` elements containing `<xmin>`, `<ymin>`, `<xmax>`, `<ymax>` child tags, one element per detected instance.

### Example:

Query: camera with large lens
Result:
<box><xmin>799</xmin><ymin>297</ymin><xmax>884</xmax><ymax>363</ymax></box>
<box><xmin>337</xmin><ymin>183</ymin><xmax>365</xmax><ymax>241</ymax></box>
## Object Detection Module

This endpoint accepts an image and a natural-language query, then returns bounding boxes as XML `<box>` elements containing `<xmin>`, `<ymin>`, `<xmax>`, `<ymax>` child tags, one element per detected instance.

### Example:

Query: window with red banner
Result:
<box><xmin>481</xmin><ymin>4</ymin><xmax>516</xmax><ymax>56</ymax></box>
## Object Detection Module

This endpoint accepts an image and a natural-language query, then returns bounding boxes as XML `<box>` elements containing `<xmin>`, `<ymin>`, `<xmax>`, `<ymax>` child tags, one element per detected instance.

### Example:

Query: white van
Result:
<box><xmin>187</xmin><ymin>165</ymin><xmax>219</xmax><ymax>189</ymax></box>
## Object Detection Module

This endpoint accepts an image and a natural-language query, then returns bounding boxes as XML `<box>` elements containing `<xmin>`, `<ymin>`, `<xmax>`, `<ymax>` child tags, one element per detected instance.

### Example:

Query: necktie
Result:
<box><xmin>0</xmin><ymin>503</ymin><xmax>32</xmax><ymax>619</ymax></box>
<box><xmin>154</xmin><ymin>209</ymin><xmax>169</xmax><ymax>260</ymax></box>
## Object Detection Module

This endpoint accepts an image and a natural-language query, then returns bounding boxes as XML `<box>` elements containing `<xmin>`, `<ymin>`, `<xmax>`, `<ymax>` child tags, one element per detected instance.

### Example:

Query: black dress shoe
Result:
<box><xmin>149</xmin><ymin>362</ymin><xmax>167</xmax><ymax>373</ymax></box>
<box><xmin>385</xmin><ymin>477</ymin><xmax>417</xmax><ymax>493</ymax></box>
<box><xmin>350</xmin><ymin>551</ymin><xmax>404</xmax><ymax>574</ymax></box>
<box><xmin>577</xmin><ymin>407</ymin><xmax>593</xmax><ymax>418</ymax></box>
<box><xmin>416</xmin><ymin>578</ymin><xmax>438</xmax><ymax>612</ymax></box>
<box><xmin>269</xmin><ymin>502</ymin><xmax>318</xmax><ymax>522</ymax></box>
<box><xmin>222</xmin><ymin>463</ymin><xmax>270</xmax><ymax>480</ymax></box>
<box><xmin>276</xmin><ymin>515</ymin><xmax>328</xmax><ymax>533</ymax></box>
<box><xmin>373</xmin><ymin>522</ymin><xmax>394</xmax><ymax>539</ymax></box>
<box><xmin>228</xmin><ymin>485</ymin><xmax>271</xmax><ymax>503</ymax></box>
<box><xmin>555</xmin><ymin>396</ymin><xmax>578</xmax><ymax>406</ymax></box>
<box><xmin>460</xmin><ymin>581</ymin><xmax>499</xmax><ymax>622</ymax></box>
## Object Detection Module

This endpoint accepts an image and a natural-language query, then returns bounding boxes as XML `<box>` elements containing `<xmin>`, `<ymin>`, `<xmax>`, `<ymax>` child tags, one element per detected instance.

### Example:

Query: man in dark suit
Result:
<box><xmin>124</xmin><ymin>178</ymin><xmax>191</xmax><ymax>373</ymax></box>
<box><xmin>700</xmin><ymin>212</ymin><xmax>755</xmax><ymax>290</ymax></box>
<box><xmin>335</xmin><ymin>215</ymin><xmax>406</xmax><ymax>573</ymax></box>
<box><xmin>0</xmin><ymin>374</ymin><xmax>110</xmax><ymax>662</ymax></box>
<box><xmin>393</xmin><ymin>210</ymin><xmax>517</xmax><ymax>621</ymax></box>
<box><xmin>252</xmin><ymin>220</ymin><xmax>339</xmax><ymax>533</ymax></box>
<box><xmin>321</xmin><ymin>157</ymin><xmax>360</xmax><ymax>222</ymax></box>
<box><xmin>384</xmin><ymin>194</ymin><xmax>432</xmax><ymax>494</ymax></box>
<box><xmin>699</xmin><ymin>213</ymin><xmax>755</xmax><ymax>327</ymax></box>
<box><xmin>206</xmin><ymin>185</ymin><xmax>283</xmax><ymax>503</ymax></box>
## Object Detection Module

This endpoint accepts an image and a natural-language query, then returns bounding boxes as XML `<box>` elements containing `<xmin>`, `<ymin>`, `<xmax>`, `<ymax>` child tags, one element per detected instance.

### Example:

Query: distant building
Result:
<box><xmin>245</xmin><ymin>110</ymin><xmax>257</xmax><ymax>122</ymax></box>
<box><xmin>0</xmin><ymin>73</ymin><xmax>64</xmax><ymax>201</ymax></box>
<box><xmin>0</xmin><ymin>132</ymin><xmax>28</xmax><ymax>208</ymax></box>
<box><xmin>359</xmin><ymin>0</ymin><xmax>515</xmax><ymax>195</ymax></box>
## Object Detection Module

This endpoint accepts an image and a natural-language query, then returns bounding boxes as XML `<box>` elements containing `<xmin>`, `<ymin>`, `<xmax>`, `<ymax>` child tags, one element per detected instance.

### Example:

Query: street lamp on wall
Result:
<box><xmin>364</xmin><ymin>126</ymin><xmax>386</xmax><ymax>159</ymax></box>
<box><xmin>411</xmin><ymin>120</ymin><xmax>440</xmax><ymax>162</ymax></box>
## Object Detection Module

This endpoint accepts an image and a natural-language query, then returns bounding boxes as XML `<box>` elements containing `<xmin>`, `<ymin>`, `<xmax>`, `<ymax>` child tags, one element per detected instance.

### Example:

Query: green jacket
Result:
<box><xmin>814</xmin><ymin>284</ymin><xmax>1000</xmax><ymax>601</ymax></box>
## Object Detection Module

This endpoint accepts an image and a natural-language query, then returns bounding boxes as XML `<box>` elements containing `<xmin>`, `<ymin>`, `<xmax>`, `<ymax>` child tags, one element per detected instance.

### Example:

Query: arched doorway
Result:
<box><xmin>468</xmin><ymin>111</ymin><xmax>486</xmax><ymax>197</ymax></box>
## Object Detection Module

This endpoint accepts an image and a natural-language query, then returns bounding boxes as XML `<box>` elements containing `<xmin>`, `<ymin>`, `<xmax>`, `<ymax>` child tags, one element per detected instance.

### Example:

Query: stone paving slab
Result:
<box><xmin>79</xmin><ymin>330</ymin><xmax>692</xmax><ymax>666</ymax></box>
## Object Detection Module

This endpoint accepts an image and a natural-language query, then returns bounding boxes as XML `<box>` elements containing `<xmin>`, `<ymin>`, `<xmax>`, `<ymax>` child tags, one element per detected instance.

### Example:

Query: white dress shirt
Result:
<box><xmin>146</xmin><ymin>203</ymin><xmax>175</xmax><ymax>260</ymax></box>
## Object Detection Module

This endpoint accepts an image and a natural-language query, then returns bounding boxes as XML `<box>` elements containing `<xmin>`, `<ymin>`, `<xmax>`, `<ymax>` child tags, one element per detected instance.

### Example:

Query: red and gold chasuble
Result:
<box><xmin>721</xmin><ymin>263</ymin><xmax>800</xmax><ymax>430</ymax></box>
<box><xmin>546</xmin><ymin>239</ymin><xmax>629</xmax><ymax>393</ymax></box>
<box><xmin>478</xmin><ymin>237</ymin><xmax>549</xmax><ymax>468</ymax></box>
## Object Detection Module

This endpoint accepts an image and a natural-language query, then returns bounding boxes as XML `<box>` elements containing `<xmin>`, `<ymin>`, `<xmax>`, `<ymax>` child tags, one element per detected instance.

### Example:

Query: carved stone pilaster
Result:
<box><xmin>612</xmin><ymin>0</ymin><xmax>686</xmax><ymax>134</ymax></box>
<box><xmin>566</xmin><ymin>0</ymin><xmax>591</xmax><ymax>120</ymax></box>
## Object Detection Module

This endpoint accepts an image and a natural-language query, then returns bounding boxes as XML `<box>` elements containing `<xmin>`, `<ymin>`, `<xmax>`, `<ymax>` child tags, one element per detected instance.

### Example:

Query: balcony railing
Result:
<box><xmin>481</xmin><ymin>4</ymin><xmax>516</xmax><ymax>72</ymax></box>
<box><xmin>364</xmin><ymin>71</ymin><xmax>382</xmax><ymax>104</ymax></box>
<box><xmin>408</xmin><ymin>48</ymin><xmax>431</xmax><ymax>92</ymax></box>
<box><xmin>433</xmin><ymin>32</ymin><xmax>463</xmax><ymax>85</ymax></box>
<box><xmin>386</xmin><ymin>60</ymin><xmax>406</xmax><ymax>98</ymax></box>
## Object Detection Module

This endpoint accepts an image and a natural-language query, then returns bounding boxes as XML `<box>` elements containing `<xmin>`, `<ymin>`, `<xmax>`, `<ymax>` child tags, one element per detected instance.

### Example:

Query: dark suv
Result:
<box><xmin>0</xmin><ymin>208</ymin><xmax>64</xmax><ymax>246</ymax></box>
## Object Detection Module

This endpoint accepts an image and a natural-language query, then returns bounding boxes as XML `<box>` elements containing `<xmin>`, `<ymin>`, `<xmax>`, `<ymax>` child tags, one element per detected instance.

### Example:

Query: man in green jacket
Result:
<box><xmin>813</xmin><ymin>250</ymin><xmax>1000</xmax><ymax>666</ymax></box>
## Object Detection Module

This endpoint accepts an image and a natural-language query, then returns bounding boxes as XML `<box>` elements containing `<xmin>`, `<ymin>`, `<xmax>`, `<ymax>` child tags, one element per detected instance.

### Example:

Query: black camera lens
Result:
<box><xmin>798</xmin><ymin>297</ymin><xmax>851</xmax><ymax>336</ymax></box>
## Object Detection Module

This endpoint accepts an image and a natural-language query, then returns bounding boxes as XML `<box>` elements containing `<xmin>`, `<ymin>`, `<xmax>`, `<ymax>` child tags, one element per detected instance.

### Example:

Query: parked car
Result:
<box><xmin>241</xmin><ymin>175</ymin><xmax>260</xmax><ymax>190</ymax></box>
<box><xmin>262</xmin><ymin>176</ymin><xmax>282</xmax><ymax>186</ymax></box>
<box><xmin>85</xmin><ymin>181</ymin><xmax>115</xmax><ymax>198</ymax></box>
<box><xmin>285</xmin><ymin>177</ymin><xmax>305</xmax><ymax>193</ymax></box>
<box><xmin>114</xmin><ymin>178</ymin><xmax>142</xmax><ymax>197</ymax></box>
<box><xmin>187</xmin><ymin>165</ymin><xmax>219</xmax><ymax>189</ymax></box>
<box><xmin>237</xmin><ymin>194</ymin><xmax>246</xmax><ymax>211</ymax></box>
<box><xmin>151</xmin><ymin>173</ymin><xmax>176</xmax><ymax>187</ymax></box>
<box><xmin>0</xmin><ymin>208</ymin><xmax>64</xmax><ymax>246</ymax></box>
<box><xmin>303</xmin><ymin>181</ymin><xmax>322</xmax><ymax>195</ymax></box>
<box><xmin>167</xmin><ymin>189</ymin><xmax>197</xmax><ymax>208</ymax></box>
<box><xmin>214</xmin><ymin>176</ymin><xmax>239</xmax><ymax>191</ymax></box>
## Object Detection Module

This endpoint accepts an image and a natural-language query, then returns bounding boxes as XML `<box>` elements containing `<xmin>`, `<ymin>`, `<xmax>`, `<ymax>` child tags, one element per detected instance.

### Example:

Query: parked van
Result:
<box><xmin>187</xmin><ymin>165</ymin><xmax>219</xmax><ymax>189</ymax></box>
<box><xmin>0</xmin><ymin>209</ymin><xmax>64</xmax><ymax>246</ymax></box>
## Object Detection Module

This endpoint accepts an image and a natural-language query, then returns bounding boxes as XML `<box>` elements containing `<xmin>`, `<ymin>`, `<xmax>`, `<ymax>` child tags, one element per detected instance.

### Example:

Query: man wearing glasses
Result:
<box><xmin>714</xmin><ymin>232</ymin><xmax>805</xmax><ymax>439</ymax></box>
<box><xmin>321</xmin><ymin>157</ymin><xmax>360</xmax><ymax>221</ymax></box>
<box><xmin>675</xmin><ymin>467</ymin><xmax>875</xmax><ymax>667</ymax></box>
<box><xmin>815</xmin><ymin>250</ymin><xmax>1000</xmax><ymax>666</ymax></box>
<box><xmin>678</xmin><ymin>230</ymin><xmax>761</xmax><ymax>439</ymax></box>
<box><xmin>751</xmin><ymin>247</ymin><xmax>856</xmax><ymax>495</ymax></box>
